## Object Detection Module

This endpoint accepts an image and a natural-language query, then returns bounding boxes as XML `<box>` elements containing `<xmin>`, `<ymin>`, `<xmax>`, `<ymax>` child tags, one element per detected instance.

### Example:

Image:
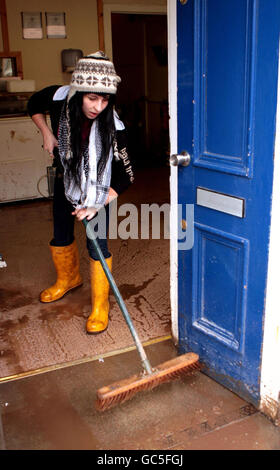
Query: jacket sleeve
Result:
<box><xmin>27</xmin><ymin>86</ymin><xmax>60</xmax><ymax>117</ymax></box>
<box><xmin>110</xmin><ymin>129</ymin><xmax>135</xmax><ymax>195</ymax></box>
<box><xmin>27</xmin><ymin>85</ymin><xmax>64</xmax><ymax>140</ymax></box>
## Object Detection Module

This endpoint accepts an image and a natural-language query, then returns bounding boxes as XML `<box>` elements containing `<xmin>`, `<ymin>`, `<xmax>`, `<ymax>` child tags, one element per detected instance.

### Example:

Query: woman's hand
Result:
<box><xmin>31</xmin><ymin>114</ymin><xmax>58</xmax><ymax>158</ymax></box>
<box><xmin>105</xmin><ymin>187</ymin><xmax>118</xmax><ymax>204</ymax></box>
<box><xmin>72</xmin><ymin>188</ymin><xmax>118</xmax><ymax>221</ymax></box>
<box><xmin>72</xmin><ymin>207</ymin><xmax>97</xmax><ymax>221</ymax></box>
<box><xmin>43</xmin><ymin>130</ymin><xmax>58</xmax><ymax>158</ymax></box>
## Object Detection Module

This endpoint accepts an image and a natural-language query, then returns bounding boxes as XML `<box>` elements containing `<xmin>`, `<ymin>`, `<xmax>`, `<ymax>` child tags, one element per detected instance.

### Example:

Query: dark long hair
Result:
<box><xmin>67</xmin><ymin>91</ymin><xmax>116</xmax><ymax>184</ymax></box>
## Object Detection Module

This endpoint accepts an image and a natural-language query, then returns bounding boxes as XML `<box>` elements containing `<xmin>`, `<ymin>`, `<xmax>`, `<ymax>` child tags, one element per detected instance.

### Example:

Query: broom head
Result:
<box><xmin>96</xmin><ymin>352</ymin><xmax>200</xmax><ymax>411</ymax></box>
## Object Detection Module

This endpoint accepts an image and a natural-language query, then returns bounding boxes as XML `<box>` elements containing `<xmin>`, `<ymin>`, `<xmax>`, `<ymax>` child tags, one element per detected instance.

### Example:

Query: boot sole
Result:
<box><xmin>86</xmin><ymin>325</ymin><xmax>108</xmax><ymax>335</ymax></box>
<box><xmin>86</xmin><ymin>328</ymin><xmax>108</xmax><ymax>335</ymax></box>
<box><xmin>39</xmin><ymin>282</ymin><xmax>83</xmax><ymax>303</ymax></box>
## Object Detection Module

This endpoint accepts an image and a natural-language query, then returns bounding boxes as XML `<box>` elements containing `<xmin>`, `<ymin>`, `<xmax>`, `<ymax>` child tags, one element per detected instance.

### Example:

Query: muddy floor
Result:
<box><xmin>1</xmin><ymin>166</ymin><xmax>280</xmax><ymax>451</ymax></box>
<box><xmin>0</xmin><ymin>339</ymin><xmax>280</xmax><ymax>450</ymax></box>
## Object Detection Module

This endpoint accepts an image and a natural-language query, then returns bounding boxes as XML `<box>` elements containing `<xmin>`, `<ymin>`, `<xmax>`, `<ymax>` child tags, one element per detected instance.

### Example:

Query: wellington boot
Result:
<box><xmin>40</xmin><ymin>240</ymin><xmax>83</xmax><ymax>303</ymax></box>
<box><xmin>86</xmin><ymin>256</ymin><xmax>112</xmax><ymax>334</ymax></box>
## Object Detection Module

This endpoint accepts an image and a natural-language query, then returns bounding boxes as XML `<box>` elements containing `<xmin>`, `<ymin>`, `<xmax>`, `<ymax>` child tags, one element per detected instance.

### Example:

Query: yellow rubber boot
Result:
<box><xmin>86</xmin><ymin>256</ymin><xmax>112</xmax><ymax>334</ymax></box>
<box><xmin>40</xmin><ymin>240</ymin><xmax>83</xmax><ymax>303</ymax></box>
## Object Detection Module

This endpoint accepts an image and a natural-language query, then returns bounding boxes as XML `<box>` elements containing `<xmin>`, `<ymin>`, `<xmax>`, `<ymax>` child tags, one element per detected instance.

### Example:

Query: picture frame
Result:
<box><xmin>46</xmin><ymin>12</ymin><xmax>66</xmax><ymax>39</ymax></box>
<box><xmin>21</xmin><ymin>12</ymin><xmax>43</xmax><ymax>39</ymax></box>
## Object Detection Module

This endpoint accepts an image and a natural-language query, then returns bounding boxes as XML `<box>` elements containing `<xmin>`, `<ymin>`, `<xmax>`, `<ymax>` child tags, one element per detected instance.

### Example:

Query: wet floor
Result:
<box><xmin>0</xmin><ymin>167</ymin><xmax>171</xmax><ymax>379</ymax></box>
<box><xmin>1</xmin><ymin>167</ymin><xmax>280</xmax><ymax>451</ymax></box>
<box><xmin>0</xmin><ymin>339</ymin><xmax>280</xmax><ymax>450</ymax></box>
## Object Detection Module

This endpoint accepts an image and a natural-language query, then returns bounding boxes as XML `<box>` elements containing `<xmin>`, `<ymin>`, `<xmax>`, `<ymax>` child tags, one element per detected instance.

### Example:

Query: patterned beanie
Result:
<box><xmin>67</xmin><ymin>51</ymin><xmax>121</xmax><ymax>101</ymax></box>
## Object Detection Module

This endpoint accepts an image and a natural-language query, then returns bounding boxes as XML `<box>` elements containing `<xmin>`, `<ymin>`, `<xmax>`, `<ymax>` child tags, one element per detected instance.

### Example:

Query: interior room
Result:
<box><xmin>0</xmin><ymin>1</ymin><xmax>171</xmax><ymax>385</ymax></box>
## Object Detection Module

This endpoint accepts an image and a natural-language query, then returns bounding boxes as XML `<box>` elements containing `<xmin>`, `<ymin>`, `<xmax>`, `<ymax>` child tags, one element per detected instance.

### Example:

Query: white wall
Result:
<box><xmin>260</xmin><ymin>40</ymin><xmax>280</xmax><ymax>425</ymax></box>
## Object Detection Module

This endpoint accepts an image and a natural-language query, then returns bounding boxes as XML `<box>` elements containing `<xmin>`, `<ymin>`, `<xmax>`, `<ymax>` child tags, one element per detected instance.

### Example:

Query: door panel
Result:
<box><xmin>193</xmin><ymin>223</ymin><xmax>249</xmax><ymax>353</ymax></box>
<box><xmin>194</xmin><ymin>0</ymin><xmax>256</xmax><ymax>176</ymax></box>
<box><xmin>176</xmin><ymin>0</ymin><xmax>280</xmax><ymax>405</ymax></box>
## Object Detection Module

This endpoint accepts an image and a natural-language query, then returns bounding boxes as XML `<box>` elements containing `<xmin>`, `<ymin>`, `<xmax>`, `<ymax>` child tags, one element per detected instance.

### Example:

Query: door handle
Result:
<box><xmin>170</xmin><ymin>151</ymin><xmax>191</xmax><ymax>167</ymax></box>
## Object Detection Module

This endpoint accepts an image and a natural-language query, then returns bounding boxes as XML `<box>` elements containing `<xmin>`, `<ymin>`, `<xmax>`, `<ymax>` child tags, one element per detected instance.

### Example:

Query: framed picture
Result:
<box><xmin>46</xmin><ymin>12</ymin><xmax>66</xmax><ymax>38</ymax></box>
<box><xmin>21</xmin><ymin>12</ymin><xmax>43</xmax><ymax>39</ymax></box>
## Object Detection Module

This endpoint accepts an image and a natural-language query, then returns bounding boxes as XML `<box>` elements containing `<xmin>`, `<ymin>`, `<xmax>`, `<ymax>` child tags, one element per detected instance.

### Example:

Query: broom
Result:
<box><xmin>83</xmin><ymin>218</ymin><xmax>200</xmax><ymax>411</ymax></box>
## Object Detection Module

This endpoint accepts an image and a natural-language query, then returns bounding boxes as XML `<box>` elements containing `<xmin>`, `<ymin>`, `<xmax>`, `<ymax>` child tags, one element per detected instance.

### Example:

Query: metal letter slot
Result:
<box><xmin>170</xmin><ymin>151</ymin><xmax>191</xmax><ymax>167</ymax></box>
<box><xmin>197</xmin><ymin>187</ymin><xmax>245</xmax><ymax>218</ymax></box>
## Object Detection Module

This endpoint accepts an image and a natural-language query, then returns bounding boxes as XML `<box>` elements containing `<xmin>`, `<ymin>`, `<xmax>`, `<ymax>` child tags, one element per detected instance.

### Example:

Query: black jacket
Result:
<box><xmin>27</xmin><ymin>86</ymin><xmax>134</xmax><ymax>195</ymax></box>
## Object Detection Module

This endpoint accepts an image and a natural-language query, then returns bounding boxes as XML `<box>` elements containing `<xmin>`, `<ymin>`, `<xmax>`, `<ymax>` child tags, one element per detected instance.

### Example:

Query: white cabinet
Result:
<box><xmin>0</xmin><ymin>116</ymin><xmax>52</xmax><ymax>202</ymax></box>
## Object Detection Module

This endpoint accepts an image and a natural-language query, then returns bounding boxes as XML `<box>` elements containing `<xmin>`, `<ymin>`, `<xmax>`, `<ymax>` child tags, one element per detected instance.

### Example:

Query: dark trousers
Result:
<box><xmin>50</xmin><ymin>175</ymin><xmax>111</xmax><ymax>261</ymax></box>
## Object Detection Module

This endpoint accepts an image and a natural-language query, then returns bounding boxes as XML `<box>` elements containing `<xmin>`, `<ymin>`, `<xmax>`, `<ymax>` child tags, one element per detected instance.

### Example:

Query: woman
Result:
<box><xmin>28</xmin><ymin>51</ymin><xmax>134</xmax><ymax>334</ymax></box>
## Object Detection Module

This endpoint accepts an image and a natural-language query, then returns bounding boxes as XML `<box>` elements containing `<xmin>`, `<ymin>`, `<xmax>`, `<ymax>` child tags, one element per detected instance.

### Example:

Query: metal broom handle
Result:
<box><xmin>82</xmin><ymin>218</ymin><xmax>153</xmax><ymax>375</ymax></box>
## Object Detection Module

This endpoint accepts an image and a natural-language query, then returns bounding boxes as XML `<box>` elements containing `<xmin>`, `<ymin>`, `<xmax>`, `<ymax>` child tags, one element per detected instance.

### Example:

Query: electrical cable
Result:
<box><xmin>36</xmin><ymin>174</ymin><xmax>52</xmax><ymax>199</ymax></box>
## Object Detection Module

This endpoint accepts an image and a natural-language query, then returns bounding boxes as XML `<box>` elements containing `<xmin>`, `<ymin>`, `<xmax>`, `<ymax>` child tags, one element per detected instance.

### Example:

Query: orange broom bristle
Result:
<box><xmin>95</xmin><ymin>352</ymin><xmax>201</xmax><ymax>411</ymax></box>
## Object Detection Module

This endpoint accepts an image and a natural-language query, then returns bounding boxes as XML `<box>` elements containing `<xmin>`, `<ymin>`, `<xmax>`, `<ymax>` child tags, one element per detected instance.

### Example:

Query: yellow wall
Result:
<box><xmin>2</xmin><ymin>0</ymin><xmax>167</xmax><ymax>91</ymax></box>
<box><xmin>4</xmin><ymin>0</ymin><xmax>99</xmax><ymax>90</ymax></box>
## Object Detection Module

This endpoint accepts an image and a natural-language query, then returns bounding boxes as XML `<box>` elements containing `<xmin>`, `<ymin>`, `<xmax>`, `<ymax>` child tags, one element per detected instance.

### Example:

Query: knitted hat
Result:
<box><xmin>67</xmin><ymin>51</ymin><xmax>121</xmax><ymax>101</ymax></box>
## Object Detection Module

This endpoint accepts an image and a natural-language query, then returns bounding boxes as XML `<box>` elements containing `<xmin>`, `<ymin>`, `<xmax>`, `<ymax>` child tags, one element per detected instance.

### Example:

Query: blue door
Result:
<box><xmin>176</xmin><ymin>0</ymin><xmax>280</xmax><ymax>405</ymax></box>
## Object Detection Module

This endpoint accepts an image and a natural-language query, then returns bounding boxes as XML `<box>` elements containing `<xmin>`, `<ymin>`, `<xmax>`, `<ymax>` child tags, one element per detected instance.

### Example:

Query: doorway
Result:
<box><xmin>111</xmin><ymin>13</ymin><xmax>169</xmax><ymax>169</ymax></box>
<box><xmin>0</xmin><ymin>12</ymin><xmax>172</xmax><ymax>384</ymax></box>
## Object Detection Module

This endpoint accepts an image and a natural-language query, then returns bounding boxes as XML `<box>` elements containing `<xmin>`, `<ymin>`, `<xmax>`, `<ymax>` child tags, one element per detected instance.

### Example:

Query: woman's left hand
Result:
<box><xmin>72</xmin><ymin>207</ymin><xmax>97</xmax><ymax>221</ymax></box>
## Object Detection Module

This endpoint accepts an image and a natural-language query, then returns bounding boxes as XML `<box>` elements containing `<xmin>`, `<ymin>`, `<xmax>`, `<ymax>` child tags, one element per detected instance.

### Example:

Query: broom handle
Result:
<box><xmin>83</xmin><ymin>218</ymin><xmax>153</xmax><ymax>375</ymax></box>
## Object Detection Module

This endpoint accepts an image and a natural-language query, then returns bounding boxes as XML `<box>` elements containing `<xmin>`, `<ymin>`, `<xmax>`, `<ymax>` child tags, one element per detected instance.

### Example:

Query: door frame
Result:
<box><xmin>167</xmin><ymin>0</ymin><xmax>280</xmax><ymax>423</ymax></box>
<box><xmin>167</xmin><ymin>0</ymin><xmax>179</xmax><ymax>344</ymax></box>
